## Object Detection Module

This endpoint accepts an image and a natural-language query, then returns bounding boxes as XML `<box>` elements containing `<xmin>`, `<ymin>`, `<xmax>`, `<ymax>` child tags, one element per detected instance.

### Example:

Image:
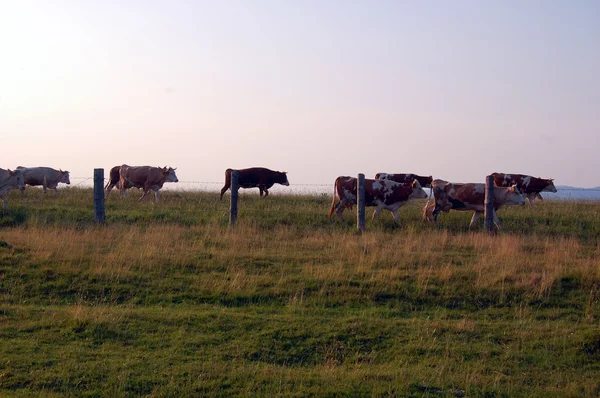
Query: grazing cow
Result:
<box><xmin>329</xmin><ymin>176</ymin><xmax>428</xmax><ymax>224</ymax></box>
<box><xmin>423</xmin><ymin>179</ymin><xmax>525</xmax><ymax>229</ymax></box>
<box><xmin>16</xmin><ymin>166</ymin><xmax>70</xmax><ymax>193</ymax></box>
<box><xmin>220</xmin><ymin>167</ymin><xmax>289</xmax><ymax>200</ymax></box>
<box><xmin>375</xmin><ymin>173</ymin><xmax>434</xmax><ymax>188</ymax></box>
<box><xmin>104</xmin><ymin>165</ymin><xmax>125</xmax><ymax>197</ymax></box>
<box><xmin>491</xmin><ymin>172</ymin><xmax>557</xmax><ymax>205</ymax></box>
<box><xmin>0</xmin><ymin>168</ymin><xmax>25</xmax><ymax>209</ymax></box>
<box><xmin>119</xmin><ymin>165</ymin><xmax>178</xmax><ymax>201</ymax></box>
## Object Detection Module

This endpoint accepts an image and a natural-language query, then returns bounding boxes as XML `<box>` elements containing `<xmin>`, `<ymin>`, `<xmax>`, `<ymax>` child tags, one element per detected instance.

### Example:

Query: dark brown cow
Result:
<box><xmin>491</xmin><ymin>172</ymin><xmax>557</xmax><ymax>205</ymax></box>
<box><xmin>375</xmin><ymin>173</ymin><xmax>433</xmax><ymax>188</ymax></box>
<box><xmin>104</xmin><ymin>165</ymin><xmax>125</xmax><ymax>197</ymax></box>
<box><xmin>423</xmin><ymin>179</ymin><xmax>525</xmax><ymax>229</ymax></box>
<box><xmin>119</xmin><ymin>165</ymin><xmax>178</xmax><ymax>201</ymax></box>
<box><xmin>329</xmin><ymin>176</ymin><xmax>428</xmax><ymax>224</ymax></box>
<box><xmin>220</xmin><ymin>167</ymin><xmax>289</xmax><ymax>200</ymax></box>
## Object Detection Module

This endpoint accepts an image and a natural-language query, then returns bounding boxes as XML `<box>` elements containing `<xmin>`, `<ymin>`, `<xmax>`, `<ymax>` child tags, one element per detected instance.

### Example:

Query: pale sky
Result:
<box><xmin>1</xmin><ymin>1</ymin><xmax>599</xmax><ymax>188</ymax></box>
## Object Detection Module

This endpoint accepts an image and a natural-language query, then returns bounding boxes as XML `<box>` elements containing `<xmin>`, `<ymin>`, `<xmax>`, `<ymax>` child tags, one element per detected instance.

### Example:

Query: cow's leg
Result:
<box><xmin>372</xmin><ymin>205</ymin><xmax>384</xmax><ymax>220</ymax></box>
<box><xmin>431</xmin><ymin>203</ymin><xmax>442</xmax><ymax>224</ymax></box>
<box><xmin>138</xmin><ymin>186</ymin><xmax>151</xmax><ymax>201</ymax></box>
<box><xmin>468</xmin><ymin>211</ymin><xmax>482</xmax><ymax>229</ymax></box>
<box><xmin>422</xmin><ymin>201</ymin><xmax>436</xmax><ymax>222</ymax></box>
<box><xmin>154</xmin><ymin>189</ymin><xmax>160</xmax><ymax>201</ymax></box>
<box><xmin>493</xmin><ymin>210</ymin><xmax>502</xmax><ymax>230</ymax></box>
<box><xmin>43</xmin><ymin>177</ymin><xmax>48</xmax><ymax>194</ymax></box>
<box><xmin>1</xmin><ymin>195</ymin><xmax>6</xmax><ymax>209</ymax></box>
<box><xmin>328</xmin><ymin>199</ymin><xmax>339</xmax><ymax>219</ymax></box>
<box><xmin>263</xmin><ymin>188</ymin><xmax>269</xmax><ymax>198</ymax></box>
<box><xmin>391</xmin><ymin>209</ymin><xmax>401</xmax><ymax>225</ymax></box>
<box><xmin>105</xmin><ymin>182</ymin><xmax>118</xmax><ymax>198</ymax></box>
<box><xmin>335</xmin><ymin>201</ymin><xmax>346</xmax><ymax>221</ymax></box>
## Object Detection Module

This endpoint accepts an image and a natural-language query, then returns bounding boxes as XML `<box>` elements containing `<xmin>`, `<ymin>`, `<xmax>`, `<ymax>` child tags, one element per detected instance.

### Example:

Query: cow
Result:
<box><xmin>119</xmin><ymin>165</ymin><xmax>178</xmax><ymax>201</ymax></box>
<box><xmin>423</xmin><ymin>179</ymin><xmax>525</xmax><ymax>230</ymax></box>
<box><xmin>104</xmin><ymin>165</ymin><xmax>124</xmax><ymax>197</ymax></box>
<box><xmin>375</xmin><ymin>173</ymin><xmax>434</xmax><ymax>188</ymax></box>
<box><xmin>329</xmin><ymin>176</ymin><xmax>428</xmax><ymax>224</ymax></box>
<box><xmin>16</xmin><ymin>166</ymin><xmax>70</xmax><ymax>193</ymax></box>
<box><xmin>220</xmin><ymin>167</ymin><xmax>289</xmax><ymax>200</ymax></box>
<box><xmin>0</xmin><ymin>168</ymin><xmax>25</xmax><ymax>209</ymax></box>
<box><xmin>491</xmin><ymin>172</ymin><xmax>557</xmax><ymax>205</ymax></box>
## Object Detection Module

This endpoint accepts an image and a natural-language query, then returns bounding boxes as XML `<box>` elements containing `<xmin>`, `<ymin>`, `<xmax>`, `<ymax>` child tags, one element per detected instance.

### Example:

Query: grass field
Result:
<box><xmin>1</xmin><ymin>187</ymin><xmax>599</xmax><ymax>397</ymax></box>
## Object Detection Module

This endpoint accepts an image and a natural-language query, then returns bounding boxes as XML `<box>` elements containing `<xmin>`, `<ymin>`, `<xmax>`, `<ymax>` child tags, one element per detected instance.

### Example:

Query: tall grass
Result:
<box><xmin>1</xmin><ymin>187</ymin><xmax>599</xmax><ymax>396</ymax></box>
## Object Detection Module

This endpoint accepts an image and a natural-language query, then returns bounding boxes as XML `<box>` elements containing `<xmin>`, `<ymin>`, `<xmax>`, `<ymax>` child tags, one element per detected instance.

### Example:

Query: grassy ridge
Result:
<box><xmin>1</xmin><ymin>188</ymin><xmax>599</xmax><ymax>396</ymax></box>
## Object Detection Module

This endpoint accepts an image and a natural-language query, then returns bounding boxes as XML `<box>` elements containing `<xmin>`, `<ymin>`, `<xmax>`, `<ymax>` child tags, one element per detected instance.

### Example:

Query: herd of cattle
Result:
<box><xmin>0</xmin><ymin>165</ymin><xmax>557</xmax><ymax>229</ymax></box>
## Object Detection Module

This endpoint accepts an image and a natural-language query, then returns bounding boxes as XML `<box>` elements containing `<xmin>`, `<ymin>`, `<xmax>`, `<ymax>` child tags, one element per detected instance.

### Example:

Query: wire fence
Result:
<box><xmin>68</xmin><ymin>177</ymin><xmax>600</xmax><ymax>200</ymax></box>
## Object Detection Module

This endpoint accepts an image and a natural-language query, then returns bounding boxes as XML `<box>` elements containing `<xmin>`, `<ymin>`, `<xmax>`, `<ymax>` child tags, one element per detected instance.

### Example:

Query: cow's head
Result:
<box><xmin>542</xmin><ymin>178</ymin><xmax>557</xmax><ymax>193</ymax></box>
<box><xmin>278</xmin><ymin>171</ymin><xmax>289</xmax><ymax>186</ymax></box>
<box><xmin>409</xmin><ymin>180</ymin><xmax>428</xmax><ymax>199</ymax></box>
<box><xmin>9</xmin><ymin>169</ymin><xmax>26</xmax><ymax>190</ymax></box>
<box><xmin>507</xmin><ymin>184</ymin><xmax>526</xmax><ymax>206</ymax></box>
<box><xmin>59</xmin><ymin>170</ymin><xmax>71</xmax><ymax>185</ymax></box>
<box><xmin>164</xmin><ymin>167</ymin><xmax>179</xmax><ymax>183</ymax></box>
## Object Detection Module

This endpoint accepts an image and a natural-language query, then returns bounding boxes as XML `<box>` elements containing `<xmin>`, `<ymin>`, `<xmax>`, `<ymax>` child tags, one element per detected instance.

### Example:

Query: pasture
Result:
<box><xmin>1</xmin><ymin>187</ymin><xmax>599</xmax><ymax>397</ymax></box>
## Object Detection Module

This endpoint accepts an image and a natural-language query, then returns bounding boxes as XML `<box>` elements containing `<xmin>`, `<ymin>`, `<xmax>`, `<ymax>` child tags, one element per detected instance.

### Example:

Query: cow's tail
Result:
<box><xmin>328</xmin><ymin>178</ymin><xmax>338</xmax><ymax>218</ymax></box>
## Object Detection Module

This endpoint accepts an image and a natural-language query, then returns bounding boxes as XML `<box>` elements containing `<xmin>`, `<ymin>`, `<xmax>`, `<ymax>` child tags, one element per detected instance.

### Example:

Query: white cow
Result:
<box><xmin>0</xmin><ymin>168</ymin><xmax>26</xmax><ymax>209</ymax></box>
<box><xmin>16</xmin><ymin>166</ymin><xmax>71</xmax><ymax>193</ymax></box>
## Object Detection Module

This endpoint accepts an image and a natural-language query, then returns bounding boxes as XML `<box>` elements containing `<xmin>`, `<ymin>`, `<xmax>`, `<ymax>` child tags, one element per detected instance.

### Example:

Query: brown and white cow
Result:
<box><xmin>220</xmin><ymin>167</ymin><xmax>289</xmax><ymax>200</ymax></box>
<box><xmin>119</xmin><ymin>165</ymin><xmax>178</xmax><ymax>201</ymax></box>
<box><xmin>423</xmin><ymin>179</ymin><xmax>525</xmax><ymax>229</ymax></box>
<box><xmin>104</xmin><ymin>165</ymin><xmax>125</xmax><ymax>197</ymax></box>
<box><xmin>16</xmin><ymin>166</ymin><xmax>70</xmax><ymax>193</ymax></box>
<box><xmin>375</xmin><ymin>173</ymin><xmax>434</xmax><ymax>188</ymax></box>
<box><xmin>329</xmin><ymin>176</ymin><xmax>428</xmax><ymax>224</ymax></box>
<box><xmin>491</xmin><ymin>172</ymin><xmax>557</xmax><ymax>205</ymax></box>
<box><xmin>0</xmin><ymin>168</ymin><xmax>25</xmax><ymax>209</ymax></box>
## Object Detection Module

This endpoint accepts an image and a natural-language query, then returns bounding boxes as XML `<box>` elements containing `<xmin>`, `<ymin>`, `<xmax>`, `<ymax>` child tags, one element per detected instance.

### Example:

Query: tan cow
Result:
<box><xmin>119</xmin><ymin>165</ymin><xmax>178</xmax><ymax>201</ymax></box>
<box><xmin>0</xmin><ymin>168</ymin><xmax>25</xmax><ymax>209</ymax></box>
<box><xmin>16</xmin><ymin>166</ymin><xmax>70</xmax><ymax>193</ymax></box>
<box><xmin>329</xmin><ymin>176</ymin><xmax>428</xmax><ymax>224</ymax></box>
<box><xmin>423</xmin><ymin>179</ymin><xmax>525</xmax><ymax>229</ymax></box>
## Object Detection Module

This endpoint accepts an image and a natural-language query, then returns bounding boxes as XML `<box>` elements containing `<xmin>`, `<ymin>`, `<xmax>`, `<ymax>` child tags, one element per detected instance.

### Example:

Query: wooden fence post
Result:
<box><xmin>94</xmin><ymin>168</ymin><xmax>105</xmax><ymax>224</ymax></box>
<box><xmin>357</xmin><ymin>173</ymin><xmax>365</xmax><ymax>233</ymax></box>
<box><xmin>484</xmin><ymin>174</ymin><xmax>495</xmax><ymax>234</ymax></box>
<box><xmin>230</xmin><ymin>171</ymin><xmax>239</xmax><ymax>226</ymax></box>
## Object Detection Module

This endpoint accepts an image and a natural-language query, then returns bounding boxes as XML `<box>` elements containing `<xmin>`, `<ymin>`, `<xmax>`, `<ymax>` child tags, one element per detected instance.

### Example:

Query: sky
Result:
<box><xmin>1</xmin><ymin>0</ymin><xmax>599</xmax><ymax>190</ymax></box>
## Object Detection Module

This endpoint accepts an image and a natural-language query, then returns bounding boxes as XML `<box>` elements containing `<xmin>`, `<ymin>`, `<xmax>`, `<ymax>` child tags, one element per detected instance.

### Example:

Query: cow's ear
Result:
<box><xmin>8</xmin><ymin>169</ymin><xmax>14</xmax><ymax>175</ymax></box>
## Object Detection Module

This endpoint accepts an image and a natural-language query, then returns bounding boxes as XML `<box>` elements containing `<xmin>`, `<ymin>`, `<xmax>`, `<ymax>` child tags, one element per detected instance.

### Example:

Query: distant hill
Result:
<box><xmin>544</xmin><ymin>186</ymin><xmax>600</xmax><ymax>201</ymax></box>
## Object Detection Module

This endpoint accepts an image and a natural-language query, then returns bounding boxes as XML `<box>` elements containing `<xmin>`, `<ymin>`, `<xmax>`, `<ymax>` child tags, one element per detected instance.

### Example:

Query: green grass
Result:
<box><xmin>1</xmin><ymin>187</ymin><xmax>599</xmax><ymax>396</ymax></box>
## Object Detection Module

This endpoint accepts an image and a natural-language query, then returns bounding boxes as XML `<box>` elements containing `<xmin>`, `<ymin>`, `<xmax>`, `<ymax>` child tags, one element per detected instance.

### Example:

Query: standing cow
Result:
<box><xmin>329</xmin><ymin>176</ymin><xmax>428</xmax><ymax>224</ymax></box>
<box><xmin>491</xmin><ymin>173</ymin><xmax>557</xmax><ymax>205</ymax></box>
<box><xmin>220</xmin><ymin>167</ymin><xmax>289</xmax><ymax>200</ymax></box>
<box><xmin>16</xmin><ymin>166</ymin><xmax>70</xmax><ymax>193</ymax></box>
<box><xmin>375</xmin><ymin>173</ymin><xmax>433</xmax><ymax>188</ymax></box>
<box><xmin>0</xmin><ymin>168</ymin><xmax>26</xmax><ymax>209</ymax></box>
<box><xmin>119</xmin><ymin>165</ymin><xmax>178</xmax><ymax>201</ymax></box>
<box><xmin>423</xmin><ymin>179</ymin><xmax>525</xmax><ymax>229</ymax></box>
